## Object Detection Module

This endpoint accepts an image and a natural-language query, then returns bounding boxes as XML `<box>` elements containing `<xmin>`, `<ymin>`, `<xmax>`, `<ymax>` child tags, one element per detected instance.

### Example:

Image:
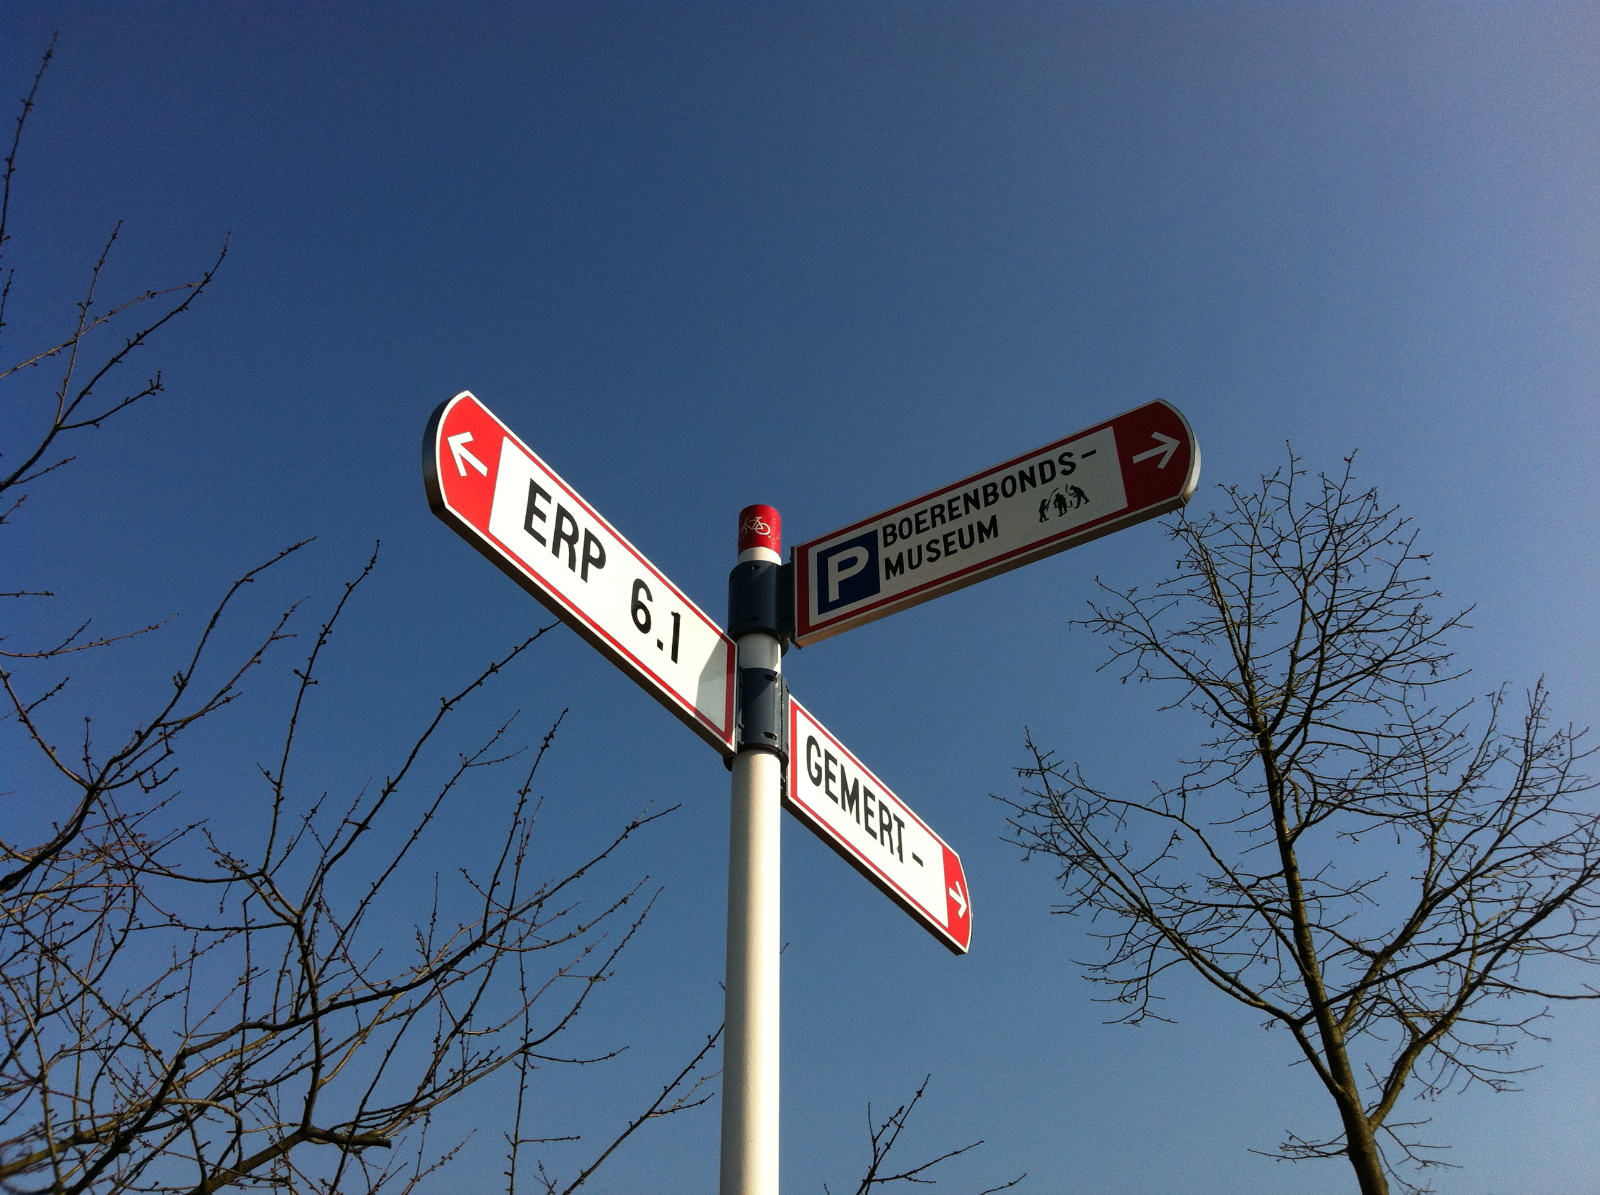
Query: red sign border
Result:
<box><xmin>424</xmin><ymin>392</ymin><xmax>737</xmax><ymax>755</ymax></box>
<box><xmin>785</xmin><ymin>698</ymin><xmax>971</xmax><ymax>955</ymax></box>
<box><xmin>792</xmin><ymin>400</ymin><xmax>1200</xmax><ymax>646</ymax></box>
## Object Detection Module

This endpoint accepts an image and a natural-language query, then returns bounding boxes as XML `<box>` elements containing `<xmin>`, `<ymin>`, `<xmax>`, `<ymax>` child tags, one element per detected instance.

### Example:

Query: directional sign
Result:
<box><xmin>424</xmin><ymin>391</ymin><xmax>736</xmax><ymax>754</ymax></box>
<box><xmin>786</xmin><ymin>699</ymin><xmax>971</xmax><ymax>954</ymax></box>
<box><xmin>792</xmin><ymin>400</ymin><xmax>1200</xmax><ymax>646</ymax></box>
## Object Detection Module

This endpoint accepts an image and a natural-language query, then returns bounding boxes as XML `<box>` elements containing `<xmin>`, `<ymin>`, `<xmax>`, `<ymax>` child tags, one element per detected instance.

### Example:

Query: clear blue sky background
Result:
<box><xmin>4</xmin><ymin>4</ymin><xmax>1597</xmax><ymax>1192</ymax></box>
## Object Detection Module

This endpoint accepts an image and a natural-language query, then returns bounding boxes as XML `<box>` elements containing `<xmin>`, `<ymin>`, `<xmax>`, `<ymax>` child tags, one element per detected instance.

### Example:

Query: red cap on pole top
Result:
<box><xmin>737</xmin><ymin>504</ymin><xmax>781</xmax><ymax>558</ymax></box>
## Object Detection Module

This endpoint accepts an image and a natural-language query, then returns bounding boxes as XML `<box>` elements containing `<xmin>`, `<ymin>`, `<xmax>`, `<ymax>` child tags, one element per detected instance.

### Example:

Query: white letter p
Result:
<box><xmin>827</xmin><ymin>546</ymin><xmax>869</xmax><ymax>603</ymax></box>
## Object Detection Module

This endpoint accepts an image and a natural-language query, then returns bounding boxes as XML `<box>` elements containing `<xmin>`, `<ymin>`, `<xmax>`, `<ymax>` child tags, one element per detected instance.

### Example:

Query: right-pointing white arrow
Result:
<box><xmin>1131</xmin><ymin>431</ymin><xmax>1180</xmax><ymax>469</ymax></box>
<box><xmin>447</xmin><ymin>431</ymin><xmax>489</xmax><ymax>478</ymax></box>
<box><xmin>948</xmin><ymin>880</ymin><xmax>968</xmax><ymax>917</ymax></box>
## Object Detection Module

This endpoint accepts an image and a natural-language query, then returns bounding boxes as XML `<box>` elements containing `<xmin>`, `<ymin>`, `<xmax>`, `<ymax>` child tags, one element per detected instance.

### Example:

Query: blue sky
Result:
<box><xmin>3</xmin><ymin>3</ymin><xmax>1597</xmax><ymax>1192</ymax></box>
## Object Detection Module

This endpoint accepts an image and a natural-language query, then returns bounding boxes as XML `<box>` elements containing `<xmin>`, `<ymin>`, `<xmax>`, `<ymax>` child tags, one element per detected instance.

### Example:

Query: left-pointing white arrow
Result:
<box><xmin>1131</xmin><ymin>431</ymin><xmax>1180</xmax><ymax>469</ymax></box>
<box><xmin>447</xmin><ymin>431</ymin><xmax>489</xmax><ymax>478</ymax></box>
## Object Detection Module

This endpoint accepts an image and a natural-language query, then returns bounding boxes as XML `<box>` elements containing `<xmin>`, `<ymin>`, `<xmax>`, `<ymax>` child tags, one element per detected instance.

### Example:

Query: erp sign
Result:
<box><xmin>815</xmin><ymin>531</ymin><xmax>879</xmax><ymax>614</ymax></box>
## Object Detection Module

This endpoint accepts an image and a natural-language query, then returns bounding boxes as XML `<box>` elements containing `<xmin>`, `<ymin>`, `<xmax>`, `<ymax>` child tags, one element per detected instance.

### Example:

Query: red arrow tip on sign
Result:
<box><xmin>942</xmin><ymin>844</ymin><xmax>971</xmax><ymax>952</ymax></box>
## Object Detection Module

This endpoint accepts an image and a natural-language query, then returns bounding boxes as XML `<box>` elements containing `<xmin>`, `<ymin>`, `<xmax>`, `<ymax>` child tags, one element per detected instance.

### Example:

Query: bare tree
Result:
<box><xmin>824</xmin><ymin>1078</ymin><xmax>1023</xmax><ymax>1195</ymax></box>
<box><xmin>2</xmin><ymin>583</ymin><xmax>693</xmax><ymax>1193</ymax></box>
<box><xmin>1</xmin><ymin>42</ymin><xmax>717</xmax><ymax>1194</ymax></box>
<box><xmin>1002</xmin><ymin>456</ymin><xmax>1600</xmax><ymax>1195</ymax></box>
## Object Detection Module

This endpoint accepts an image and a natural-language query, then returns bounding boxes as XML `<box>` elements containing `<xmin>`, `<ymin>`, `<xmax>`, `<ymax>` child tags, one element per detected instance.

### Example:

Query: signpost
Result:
<box><xmin>423</xmin><ymin>391</ymin><xmax>736</xmax><ymax>754</ymax></box>
<box><xmin>423</xmin><ymin>389</ymin><xmax>1198</xmax><ymax>1195</ymax></box>
<box><xmin>720</xmin><ymin>507</ymin><xmax>786</xmax><ymax>1195</ymax></box>
<box><xmin>788</xmin><ymin>699</ymin><xmax>971</xmax><ymax>954</ymax></box>
<box><xmin>792</xmin><ymin>399</ymin><xmax>1200</xmax><ymax>645</ymax></box>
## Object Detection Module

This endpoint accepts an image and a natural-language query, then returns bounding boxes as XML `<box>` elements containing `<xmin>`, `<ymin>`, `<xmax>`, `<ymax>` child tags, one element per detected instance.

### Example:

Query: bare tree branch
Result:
<box><xmin>528</xmin><ymin>1026</ymin><xmax>723</xmax><ymax>1195</ymax></box>
<box><xmin>826</xmin><ymin>1077</ymin><xmax>1024</xmax><ymax>1195</ymax></box>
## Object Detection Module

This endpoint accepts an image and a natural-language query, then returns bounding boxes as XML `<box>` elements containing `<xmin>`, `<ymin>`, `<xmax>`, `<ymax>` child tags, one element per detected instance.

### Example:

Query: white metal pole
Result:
<box><xmin>721</xmin><ymin>506</ymin><xmax>784</xmax><ymax>1195</ymax></box>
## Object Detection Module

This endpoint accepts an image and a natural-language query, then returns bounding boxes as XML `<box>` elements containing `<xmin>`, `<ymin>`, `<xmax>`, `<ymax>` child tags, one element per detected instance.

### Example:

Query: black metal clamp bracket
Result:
<box><xmin>735</xmin><ymin>667</ymin><xmax>789</xmax><ymax>762</ymax></box>
<box><xmin>727</xmin><ymin>560</ymin><xmax>795</xmax><ymax>646</ymax></box>
<box><xmin>726</xmin><ymin>557</ymin><xmax>793</xmax><ymax>767</ymax></box>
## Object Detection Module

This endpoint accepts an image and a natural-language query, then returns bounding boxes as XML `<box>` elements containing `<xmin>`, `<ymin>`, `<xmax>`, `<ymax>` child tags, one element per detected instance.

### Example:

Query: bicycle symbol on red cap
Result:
<box><xmin>741</xmin><ymin>515</ymin><xmax>771</xmax><ymax>536</ymax></box>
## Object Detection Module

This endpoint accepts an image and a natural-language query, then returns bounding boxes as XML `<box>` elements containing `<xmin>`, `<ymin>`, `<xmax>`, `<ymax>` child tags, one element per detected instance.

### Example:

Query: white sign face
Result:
<box><xmin>787</xmin><ymin>699</ymin><xmax>971</xmax><ymax>954</ymax></box>
<box><xmin>792</xmin><ymin>400</ymin><xmax>1199</xmax><ymax>645</ymax></box>
<box><xmin>424</xmin><ymin>392</ymin><xmax>736</xmax><ymax>754</ymax></box>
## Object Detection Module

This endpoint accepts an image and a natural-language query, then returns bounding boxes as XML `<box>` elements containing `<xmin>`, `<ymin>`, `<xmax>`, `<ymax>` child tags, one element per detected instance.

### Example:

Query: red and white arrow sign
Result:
<box><xmin>787</xmin><ymin>699</ymin><xmax>971</xmax><ymax>954</ymax></box>
<box><xmin>424</xmin><ymin>392</ymin><xmax>736</xmax><ymax>755</ymax></box>
<box><xmin>793</xmin><ymin>400</ymin><xmax>1200</xmax><ymax>646</ymax></box>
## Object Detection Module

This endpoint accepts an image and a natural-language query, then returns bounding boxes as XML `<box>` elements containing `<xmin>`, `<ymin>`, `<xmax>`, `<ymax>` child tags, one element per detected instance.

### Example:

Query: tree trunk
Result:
<box><xmin>1338</xmin><ymin>1101</ymin><xmax>1389</xmax><ymax>1195</ymax></box>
